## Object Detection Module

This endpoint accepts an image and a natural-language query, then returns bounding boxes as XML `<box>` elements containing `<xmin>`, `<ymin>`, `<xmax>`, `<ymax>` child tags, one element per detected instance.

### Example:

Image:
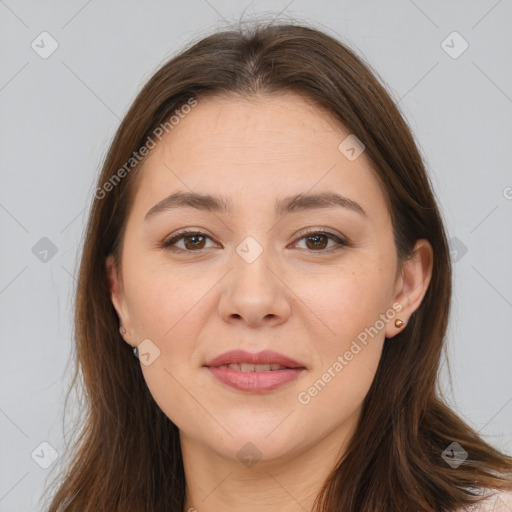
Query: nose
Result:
<box><xmin>218</xmin><ymin>246</ymin><xmax>291</xmax><ymax>329</ymax></box>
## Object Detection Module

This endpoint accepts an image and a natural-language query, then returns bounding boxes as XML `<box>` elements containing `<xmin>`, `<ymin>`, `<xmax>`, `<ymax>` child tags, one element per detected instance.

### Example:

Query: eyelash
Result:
<box><xmin>158</xmin><ymin>228</ymin><xmax>349</xmax><ymax>254</ymax></box>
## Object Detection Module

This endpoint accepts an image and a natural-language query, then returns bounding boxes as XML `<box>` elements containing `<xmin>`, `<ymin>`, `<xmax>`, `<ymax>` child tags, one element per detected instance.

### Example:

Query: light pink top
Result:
<box><xmin>456</xmin><ymin>489</ymin><xmax>512</xmax><ymax>511</ymax></box>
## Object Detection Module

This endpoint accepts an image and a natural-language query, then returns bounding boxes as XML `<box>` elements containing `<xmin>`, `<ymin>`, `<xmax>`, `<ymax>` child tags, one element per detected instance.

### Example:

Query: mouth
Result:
<box><xmin>212</xmin><ymin>363</ymin><xmax>294</xmax><ymax>372</ymax></box>
<box><xmin>203</xmin><ymin>349</ymin><xmax>306</xmax><ymax>370</ymax></box>
<box><xmin>203</xmin><ymin>349</ymin><xmax>306</xmax><ymax>393</ymax></box>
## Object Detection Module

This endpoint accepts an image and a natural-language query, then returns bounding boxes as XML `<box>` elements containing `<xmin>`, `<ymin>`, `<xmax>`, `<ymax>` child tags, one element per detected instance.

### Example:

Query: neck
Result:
<box><xmin>180</xmin><ymin>416</ymin><xmax>357</xmax><ymax>512</ymax></box>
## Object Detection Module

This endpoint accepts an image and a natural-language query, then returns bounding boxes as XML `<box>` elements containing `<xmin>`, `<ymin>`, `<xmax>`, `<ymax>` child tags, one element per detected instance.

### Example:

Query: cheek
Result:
<box><xmin>293</xmin><ymin>311</ymin><xmax>385</xmax><ymax>431</ymax></box>
<box><xmin>291</xmin><ymin>258</ymin><xmax>394</xmax><ymax>412</ymax></box>
<box><xmin>296</xmin><ymin>259</ymin><xmax>395</xmax><ymax>352</ymax></box>
<box><xmin>124</xmin><ymin>253</ymin><xmax>210</xmax><ymax>340</ymax></box>
<box><xmin>123</xmin><ymin>261</ymin><xmax>211</xmax><ymax>431</ymax></box>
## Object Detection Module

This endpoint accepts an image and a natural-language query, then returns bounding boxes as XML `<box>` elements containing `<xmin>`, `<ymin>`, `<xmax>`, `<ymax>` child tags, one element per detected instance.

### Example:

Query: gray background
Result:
<box><xmin>1</xmin><ymin>1</ymin><xmax>511</xmax><ymax>510</ymax></box>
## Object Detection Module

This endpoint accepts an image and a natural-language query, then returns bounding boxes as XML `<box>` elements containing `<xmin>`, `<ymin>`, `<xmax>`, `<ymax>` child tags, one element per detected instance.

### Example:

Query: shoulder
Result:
<box><xmin>455</xmin><ymin>488</ymin><xmax>512</xmax><ymax>512</ymax></box>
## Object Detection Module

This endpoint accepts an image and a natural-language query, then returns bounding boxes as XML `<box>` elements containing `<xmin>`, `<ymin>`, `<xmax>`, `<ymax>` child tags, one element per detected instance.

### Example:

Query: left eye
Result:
<box><xmin>293</xmin><ymin>231</ymin><xmax>347</xmax><ymax>251</ymax></box>
<box><xmin>160</xmin><ymin>230</ymin><xmax>347</xmax><ymax>252</ymax></box>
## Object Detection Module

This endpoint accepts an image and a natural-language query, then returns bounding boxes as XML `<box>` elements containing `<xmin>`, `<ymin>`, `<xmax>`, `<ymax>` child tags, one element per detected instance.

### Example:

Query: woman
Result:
<box><xmin>43</xmin><ymin>21</ymin><xmax>512</xmax><ymax>512</ymax></box>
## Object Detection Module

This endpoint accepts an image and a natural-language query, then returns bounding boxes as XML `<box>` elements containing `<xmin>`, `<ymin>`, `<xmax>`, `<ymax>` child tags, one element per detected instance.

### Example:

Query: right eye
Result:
<box><xmin>159</xmin><ymin>230</ymin><xmax>219</xmax><ymax>252</ymax></box>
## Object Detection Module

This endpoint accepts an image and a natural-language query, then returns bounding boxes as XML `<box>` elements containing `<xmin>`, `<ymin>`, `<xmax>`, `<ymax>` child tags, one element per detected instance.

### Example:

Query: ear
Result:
<box><xmin>106</xmin><ymin>254</ymin><xmax>133</xmax><ymax>344</ymax></box>
<box><xmin>385</xmin><ymin>239</ymin><xmax>433</xmax><ymax>338</ymax></box>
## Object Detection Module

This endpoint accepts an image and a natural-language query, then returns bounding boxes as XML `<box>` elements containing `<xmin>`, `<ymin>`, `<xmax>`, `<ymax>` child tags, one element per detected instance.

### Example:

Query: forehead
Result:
<box><xmin>129</xmin><ymin>92</ymin><xmax>387</xmax><ymax>219</ymax></box>
<box><xmin>161</xmin><ymin>92</ymin><xmax>350</xmax><ymax>160</ymax></box>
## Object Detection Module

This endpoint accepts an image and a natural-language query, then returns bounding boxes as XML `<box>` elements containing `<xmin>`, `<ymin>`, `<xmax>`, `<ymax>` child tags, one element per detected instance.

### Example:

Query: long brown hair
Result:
<box><xmin>43</xmin><ymin>21</ymin><xmax>512</xmax><ymax>512</ymax></box>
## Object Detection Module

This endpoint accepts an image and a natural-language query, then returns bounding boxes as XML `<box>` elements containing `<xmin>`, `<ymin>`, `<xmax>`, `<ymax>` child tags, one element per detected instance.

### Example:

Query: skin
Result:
<box><xmin>106</xmin><ymin>92</ymin><xmax>432</xmax><ymax>512</ymax></box>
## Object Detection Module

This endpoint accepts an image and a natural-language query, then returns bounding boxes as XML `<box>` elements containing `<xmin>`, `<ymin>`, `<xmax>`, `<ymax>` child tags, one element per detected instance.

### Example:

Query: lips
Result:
<box><xmin>203</xmin><ymin>349</ymin><xmax>306</xmax><ymax>393</ymax></box>
<box><xmin>203</xmin><ymin>349</ymin><xmax>306</xmax><ymax>370</ymax></box>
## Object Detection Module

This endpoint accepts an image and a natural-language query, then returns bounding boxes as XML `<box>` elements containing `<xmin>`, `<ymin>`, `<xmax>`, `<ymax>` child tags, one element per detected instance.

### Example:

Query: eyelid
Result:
<box><xmin>294</xmin><ymin>227</ymin><xmax>349</xmax><ymax>245</ymax></box>
<box><xmin>159</xmin><ymin>227</ymin><xmax>349</xmax><ymax>252</ymax></box>
<box><xmin>159</xmin><ymin>228</ymin><xmax>219</xmax><ymax>251</ymax></box>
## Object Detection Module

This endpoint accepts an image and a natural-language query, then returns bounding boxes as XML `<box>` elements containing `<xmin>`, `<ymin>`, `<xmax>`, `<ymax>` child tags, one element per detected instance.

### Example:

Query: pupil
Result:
<box><xmin>186</xmin><ymin>235</ymin><xmax>204</xmax><ymax>249</ymax></box>
<box><xmin>307</xmin><ymin>235</ymin><xmax>327</xmax><ymax>250</ymax></box>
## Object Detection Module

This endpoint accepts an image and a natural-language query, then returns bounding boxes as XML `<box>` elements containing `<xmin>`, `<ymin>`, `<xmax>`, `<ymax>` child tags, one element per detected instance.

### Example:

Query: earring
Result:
<box><xmin>119</xmin><ymin>326</ymin><xmax>126</xmax><ymax>335</ymax></box>
<box><xmin>394</xmin><ymin>318</ymin><xmax>405</xmax><ymax>328</ymax></box>
<box><xmin>133</xmin><ymin>345</ymin><xmax>139</xmax><ymax>359</ymax></box>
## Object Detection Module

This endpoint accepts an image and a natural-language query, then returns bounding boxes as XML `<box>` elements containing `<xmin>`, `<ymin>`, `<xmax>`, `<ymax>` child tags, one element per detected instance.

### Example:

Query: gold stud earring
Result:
<box><xmin>394</xmin><ymin>318</ymin><xmax>405</xmax><ymax>328</ymax></box>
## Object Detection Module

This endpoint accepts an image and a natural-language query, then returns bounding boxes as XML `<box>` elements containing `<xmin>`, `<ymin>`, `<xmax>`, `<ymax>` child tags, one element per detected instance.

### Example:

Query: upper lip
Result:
<box><xmin>204</xmin><ymin>349</ymin><xmax>306</xmax><ymax>369</ymax></box>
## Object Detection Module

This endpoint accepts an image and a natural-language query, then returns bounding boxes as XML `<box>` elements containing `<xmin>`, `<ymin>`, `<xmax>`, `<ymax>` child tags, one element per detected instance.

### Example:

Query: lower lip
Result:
<box><xmin>205</xmin><ymin>367</ymin><xmax>305</xmax><ymax>393</ymax></box>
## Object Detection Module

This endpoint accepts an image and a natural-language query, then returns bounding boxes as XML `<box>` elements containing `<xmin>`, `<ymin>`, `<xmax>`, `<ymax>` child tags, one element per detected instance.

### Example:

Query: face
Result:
<box><xmin>107</xmin><ymin>92</ymin><xmax>430</xmax><ymax>467</ymax></box>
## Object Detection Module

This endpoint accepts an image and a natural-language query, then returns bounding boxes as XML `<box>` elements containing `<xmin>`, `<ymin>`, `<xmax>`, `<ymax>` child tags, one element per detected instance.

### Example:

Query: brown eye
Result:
<box><xmin>182</xmin><ymin>234</ymin><xmax>207</xmax><ymax>250</ymax></box>
<box><xmin>304</xmin><ymin>234</ymin><xmax>329</xmax><ymax>250</ymax></box>
<box><xmin>160</xmin><ymin>229</ymin><xmax>347</xmax><ymax>253</ymax></box>
<box><xmin>161</xmin><ymin>230</ymin><xmax>217</xmax><ymax>252</ymax></box>
<box><xmin>294</xmin><ymin>231</ymin><xmax>347</xmax><ymax>252</ymax></box>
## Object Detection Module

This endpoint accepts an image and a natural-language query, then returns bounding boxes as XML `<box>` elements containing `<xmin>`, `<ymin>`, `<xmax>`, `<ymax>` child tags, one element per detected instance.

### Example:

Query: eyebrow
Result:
<box><xmin>144</xmin><ymin>190</ymin><xmax>366</xmax><ymax>220</ymax></box>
